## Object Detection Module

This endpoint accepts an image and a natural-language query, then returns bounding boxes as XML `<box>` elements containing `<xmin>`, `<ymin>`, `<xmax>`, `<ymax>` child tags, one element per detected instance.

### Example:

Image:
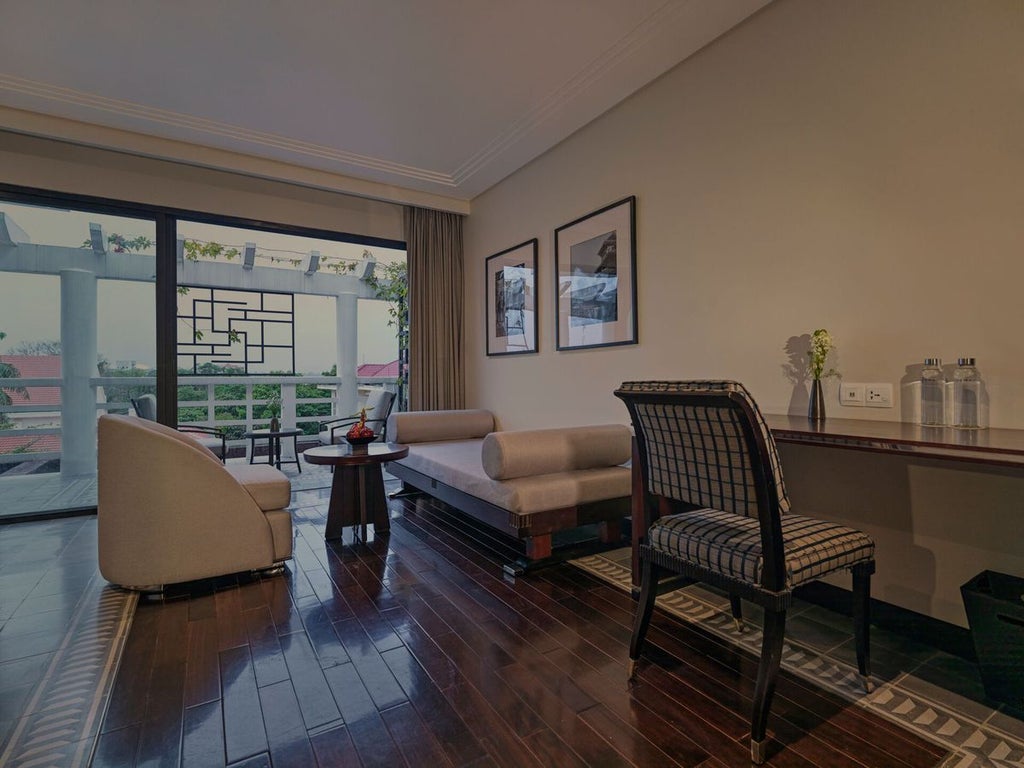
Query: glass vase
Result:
<box><xmin>808</xmin><ymin>379</ymin><xmax>825</xmax><ymax>421</ymax></box>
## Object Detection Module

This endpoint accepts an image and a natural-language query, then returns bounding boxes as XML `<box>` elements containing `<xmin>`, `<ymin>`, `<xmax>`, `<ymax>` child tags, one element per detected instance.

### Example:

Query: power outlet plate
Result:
<box><xmin>866</xmin><ymin>383</ymin><xmax>893</xmax><ymax>408</ymax></box>
<box><xmin>840</xmin><ymin>383</ymin><xmax>865</xmax><ymax>406</ymax></box>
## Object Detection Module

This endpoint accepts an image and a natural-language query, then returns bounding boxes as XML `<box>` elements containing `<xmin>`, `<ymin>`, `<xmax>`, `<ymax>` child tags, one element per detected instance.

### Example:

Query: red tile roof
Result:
<box><xmin>357</xmin><ymin>359</ymin><xmax>400</xmax><ymax>378</ymax></box>
<box><xmin>0</xmin><ymin>355</ymin><xmax>61</xmax><ymax>406</ymax></box>
<box><xmin>0</xmin><ymin>434</ymin><xmax>61</xmax><ymax>454</ymax></box>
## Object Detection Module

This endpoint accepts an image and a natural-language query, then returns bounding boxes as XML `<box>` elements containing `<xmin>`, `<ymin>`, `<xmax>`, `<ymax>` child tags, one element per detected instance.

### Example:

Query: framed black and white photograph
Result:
<box><xmin>485</xmin><ymin>238</ymin><xmax>538</xmax><ymax>356</ymax></box>
<box><xmin>555</xmin><ymin>196</ymin><xmax>636</xmax><ymax>351</ymax></box>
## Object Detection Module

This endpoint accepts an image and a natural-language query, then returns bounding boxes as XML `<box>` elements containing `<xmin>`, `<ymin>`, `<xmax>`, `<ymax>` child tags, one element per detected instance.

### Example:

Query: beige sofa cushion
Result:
<box><xmin>394</xmin><ymin>439</ymin><xmax>630</xmax><ymax>515</ymax></box>
<box><xmin>225</xmin><ymin>465</ymin><xmax>292</xmax><ymax>511</ymax></box>
<box><xmin>481</xmin><ymin>424</ymin><xmax>630</xmax><ymax>481</ymax></box>
<box><xmin>388</xmin><ymin>409</ymin><xmax>494</xmax><ymax>444</ymax></box>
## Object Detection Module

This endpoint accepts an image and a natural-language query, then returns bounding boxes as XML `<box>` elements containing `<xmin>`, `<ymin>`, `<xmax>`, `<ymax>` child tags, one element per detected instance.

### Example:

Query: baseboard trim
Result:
<box><xmin>794</xmin><ymin>580</ymin><xmax>975</xmax><ymax>661</ymax></box>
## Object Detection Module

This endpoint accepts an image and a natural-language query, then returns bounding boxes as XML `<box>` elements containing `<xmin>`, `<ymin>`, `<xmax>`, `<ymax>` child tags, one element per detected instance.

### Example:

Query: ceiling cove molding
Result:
<box><xmin>0</xmin><ymin>108</ymin><xmax>471</xmax><ymax>215</ymax></box>
<box><xmin>0</xmin><ymin>73</ymin><xmax>456</xmax><ymax>188</ymax></box>
<box><xmin>451</xmin><ymin>0</ymin><xmax>690</xmax><ymax>186</ymax></box>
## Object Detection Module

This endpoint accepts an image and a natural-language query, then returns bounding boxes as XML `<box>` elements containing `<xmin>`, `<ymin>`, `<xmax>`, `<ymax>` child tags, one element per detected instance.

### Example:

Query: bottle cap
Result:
<box><xmin>957</xmin><ymin>357</ymin><xmax>976</xmax><ymax>366</ymax></box>
<box><xmin>924</xmin><ymin>358</ymin><xmax>941</xmax><ymax>366</ymax></box>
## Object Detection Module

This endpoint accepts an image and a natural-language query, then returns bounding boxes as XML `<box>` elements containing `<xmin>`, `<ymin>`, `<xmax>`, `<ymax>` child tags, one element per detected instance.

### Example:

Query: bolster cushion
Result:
<box><xmin>481</xmin><ymin>424</ymin><xmax>631</xmax><ymax>481</ymax></box>
<box><xmin>388</xmin><ymin>409</ymin><xmax>495</xmax><ymax>444</ymax></box>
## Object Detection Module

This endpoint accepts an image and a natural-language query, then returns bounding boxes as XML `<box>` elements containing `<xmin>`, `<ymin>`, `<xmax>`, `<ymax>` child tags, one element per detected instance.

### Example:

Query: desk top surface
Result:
<box><xmin>764</xmin><ymin>414</ymin><xmax>1024</xmax><ymax>468</ymax></box>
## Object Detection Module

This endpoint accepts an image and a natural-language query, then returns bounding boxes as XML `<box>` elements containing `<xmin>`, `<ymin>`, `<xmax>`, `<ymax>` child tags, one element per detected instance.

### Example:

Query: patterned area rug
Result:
<box><xmin>572</xmin><ymin>549</ymin><xmax>1024</xmax><ymax>768</ymax></box>
<box><xmin>0</xmin><ymin>572</ymin><xmax>137</xmax><ymax>768</ymax></box>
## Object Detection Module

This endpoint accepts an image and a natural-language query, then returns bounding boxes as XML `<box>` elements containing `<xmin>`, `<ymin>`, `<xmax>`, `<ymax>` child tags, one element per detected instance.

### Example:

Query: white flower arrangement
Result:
<box><xmin>808</xmin><ymin>328</ymin><xmax>838</xmax><ymax>380</ymax></box>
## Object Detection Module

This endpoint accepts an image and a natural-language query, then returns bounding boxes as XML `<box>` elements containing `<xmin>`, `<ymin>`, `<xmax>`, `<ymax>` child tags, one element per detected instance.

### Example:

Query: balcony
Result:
<box><xmin>0</xmin><ymin>373</ymin><xmax>398</xmax><ymax>519</ymax></box>
<box><xmin>1</xmin><ymin>207</ymin><xmax>408</xmax><ymax>521</ymax></box>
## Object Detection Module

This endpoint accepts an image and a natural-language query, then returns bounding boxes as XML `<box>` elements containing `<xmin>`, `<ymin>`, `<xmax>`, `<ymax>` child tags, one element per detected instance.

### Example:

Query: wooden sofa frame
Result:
<box><xmin>386</xmin><ymin>460</ymin><xmax>628</xmax><ymax>574</ymax></box>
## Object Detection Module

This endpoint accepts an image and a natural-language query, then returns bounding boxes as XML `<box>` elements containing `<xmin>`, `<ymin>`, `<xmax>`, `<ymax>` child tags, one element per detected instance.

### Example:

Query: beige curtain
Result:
<box><xmin>405</xmin><ymin>206</ymin><xmax>465</xmax><ymax>411</ymax></box>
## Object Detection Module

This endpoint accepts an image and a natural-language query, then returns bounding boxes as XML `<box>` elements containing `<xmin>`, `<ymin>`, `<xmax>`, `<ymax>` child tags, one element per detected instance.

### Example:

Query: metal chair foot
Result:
<box><xmin>733</xmin><ymin>618</ymin><xmax>745</xmax><ymax>633</ymax></box>
<box><xmin>862</xmin><ymin>675</ymin><xmax>875</xmax><ymax>694</ymax></box>
<box><xmin>123</xmin><ymin>584</ymin><xmax>164</xmax><ymax>595</ymax></box>
<box><xmin>751</xmin><ymin>737</ymin><xmax>767</xmax><ymax>764</ymax></box>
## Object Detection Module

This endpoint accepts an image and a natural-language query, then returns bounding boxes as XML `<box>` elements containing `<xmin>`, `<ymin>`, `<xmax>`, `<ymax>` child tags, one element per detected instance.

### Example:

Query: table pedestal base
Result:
<box><xmin>325</xmin><ymin>463</ymin><xmax>390</xmax><ymax>540</ymax></box>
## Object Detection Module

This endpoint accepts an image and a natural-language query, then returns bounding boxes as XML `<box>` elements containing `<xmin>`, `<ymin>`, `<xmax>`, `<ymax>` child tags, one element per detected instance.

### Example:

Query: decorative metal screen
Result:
<box><xmin>177</xmin><ymin>287</ymin><xmax>295</xmax><ymax>374</ymax></box>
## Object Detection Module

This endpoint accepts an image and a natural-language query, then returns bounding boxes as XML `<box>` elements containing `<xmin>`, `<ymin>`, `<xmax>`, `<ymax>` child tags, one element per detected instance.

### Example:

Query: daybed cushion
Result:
<box><xmin>393</xmin><ymin>439</ymin><xmax>629</xmax><ymax>516</ymax></box>
<box><xmin>482</xmin><ymin>424</ymin><xmax>631</xmax><ymax>481</ymax></box>
<box><xmin>388</xmin><ymin>409</ymin><xmax>494</xmax><ymax>444</ymax></box>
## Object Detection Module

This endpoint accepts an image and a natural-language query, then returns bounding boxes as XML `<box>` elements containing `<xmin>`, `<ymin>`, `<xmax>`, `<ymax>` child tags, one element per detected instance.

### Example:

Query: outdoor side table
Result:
<box><xmin>244</xmin><ymin>428</ymin><xmax>303</xmax><ymax>472</ymax></box>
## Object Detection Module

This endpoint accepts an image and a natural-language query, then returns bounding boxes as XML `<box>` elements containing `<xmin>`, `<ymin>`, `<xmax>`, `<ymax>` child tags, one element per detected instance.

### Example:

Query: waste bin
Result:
<box><xmin>960</xmin><ymin>570</ymin><xmax>1024</xmax><ymax>709</ymax></box>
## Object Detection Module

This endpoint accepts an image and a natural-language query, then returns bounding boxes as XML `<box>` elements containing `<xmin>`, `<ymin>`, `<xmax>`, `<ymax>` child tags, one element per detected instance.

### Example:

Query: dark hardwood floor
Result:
<box><xmin>82</xmin><ymin>488</ymin><xmax>948</xmax><ymax>768</ymax></box>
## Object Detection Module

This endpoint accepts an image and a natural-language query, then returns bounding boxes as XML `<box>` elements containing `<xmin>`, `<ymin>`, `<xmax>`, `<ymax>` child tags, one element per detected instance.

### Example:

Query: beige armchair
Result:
<box><xmin>97</xmin><ymin>414</ymin><xmax>293</xmax><ymax>591</ymax></box>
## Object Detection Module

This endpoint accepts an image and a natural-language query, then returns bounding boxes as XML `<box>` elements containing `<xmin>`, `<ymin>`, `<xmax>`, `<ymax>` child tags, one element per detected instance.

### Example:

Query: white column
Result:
<box><xmin>336</xmin><ymin>292</ymin><xmax>359</xmax><ymax>419</ymax></box>
<box><xmin>281</xmin><ymin>382</ymin><xmax>298</xmax><ymax>463</ymax></box>
<box><xmin>60</xmin><ymin>268</ymin><xmax>98</xmax><ymax>477</ymax></box>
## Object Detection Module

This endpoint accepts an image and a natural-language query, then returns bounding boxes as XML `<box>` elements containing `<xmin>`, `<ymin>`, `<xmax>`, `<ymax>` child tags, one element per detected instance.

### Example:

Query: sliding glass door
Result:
<box><xmin>0</xmin><ymin>185</ymin><xmax>405</xmax><ymax>520</ymax></box>
<box><xmin>0</xmin><ymin>199</ymin><xmax>156</xmax><ymax>519</ymax></box>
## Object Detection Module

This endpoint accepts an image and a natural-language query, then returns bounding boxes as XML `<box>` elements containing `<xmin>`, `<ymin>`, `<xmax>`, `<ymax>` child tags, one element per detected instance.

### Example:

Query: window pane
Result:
<box><xmin>175</xmin><ymin>220</ymin><xmax>405</xmax><ymax>449</ymax></box>
<box><xmin>0</xmin><ymin>201</ymin><xmax>155</xmax><ymax>519</ymax></box>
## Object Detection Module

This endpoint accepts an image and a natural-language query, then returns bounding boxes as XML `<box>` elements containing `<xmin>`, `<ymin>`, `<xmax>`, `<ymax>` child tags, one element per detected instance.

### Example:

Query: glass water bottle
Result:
<box><xmin>919</xmin><ymin>358</ymin><xmax>945</xmax><ymax>426</ymax></box>
<box><xmin>951</xmin><ymin>357</ymin><xmax>982</xmax><ymax>429</ymax></box>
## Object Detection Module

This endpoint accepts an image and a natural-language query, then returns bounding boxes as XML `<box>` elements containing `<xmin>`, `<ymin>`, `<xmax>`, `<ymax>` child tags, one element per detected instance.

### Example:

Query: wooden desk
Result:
<box><xmin>764</xmin><ymin>415</ymin><xmax>1024</xmax><ymax>468</ymax></box>
<box><xmin>630</xmin><ymin>417</ymin><xmax>1024</xmax><ymax>588</ymax></box>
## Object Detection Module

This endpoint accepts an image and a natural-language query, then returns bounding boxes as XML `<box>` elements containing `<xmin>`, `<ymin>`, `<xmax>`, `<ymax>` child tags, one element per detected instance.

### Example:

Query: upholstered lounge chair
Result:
<box><xmin>97</xmin><ymin>414</ymin><xmax>293</xmax><ymax>591</ymax></box>
<box><xmin>615</xmin><ymin>381</ymin><xmax>875</xmax><ymax>764</ymax></box>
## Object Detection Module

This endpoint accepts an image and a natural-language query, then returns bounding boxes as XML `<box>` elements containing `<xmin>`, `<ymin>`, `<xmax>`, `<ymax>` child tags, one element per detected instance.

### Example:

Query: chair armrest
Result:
<box><xmin>320</xmin><ymin>415</ymin><xmax>357</xmax><ymax>430</ymax></box>
<box><xmin>177</xmin><ymin>424</ymin><xmax>227</xmax><ymax>462</ymax></box>
<box><xmin>177</xmin><ymin>424</ymin><xmax>224</xmax><ymax>437</ymax></box>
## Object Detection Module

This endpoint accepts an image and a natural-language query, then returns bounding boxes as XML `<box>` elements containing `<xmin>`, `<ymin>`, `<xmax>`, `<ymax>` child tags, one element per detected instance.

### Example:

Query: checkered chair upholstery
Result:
<box><xmin>648</xmin><ymin>508</ymin><xmax>874</xmax><ymax>588</ymax></box>
<box><xmin>615</xmin><ymin>380</ymin><xmax>875</xmax><ymax>764</ymax></box>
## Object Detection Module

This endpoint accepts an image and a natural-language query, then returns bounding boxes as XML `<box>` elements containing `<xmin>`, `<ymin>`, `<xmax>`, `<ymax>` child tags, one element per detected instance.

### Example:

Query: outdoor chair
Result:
<box><xmin>318</xmin><ymin>388</ymin><xmax>396</xmax><ymax>445</ymax></box>
<box><xmin>131</xmin><ymin>394</ymin><xmax>227</xmax><ymax>462</ymax></box>
<box><xmin>614</xmin><ymin>380</ymin><xmax>875</xmax><ymax>764</ymax></box>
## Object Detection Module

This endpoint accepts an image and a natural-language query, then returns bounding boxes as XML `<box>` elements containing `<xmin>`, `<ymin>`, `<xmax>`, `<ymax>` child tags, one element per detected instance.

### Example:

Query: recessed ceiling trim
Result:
<box><xmin>0</xmin><ymin>73</ymin><xmax>457</xmax><ymax>187</ymax></box>
<box><xmin>452</xmin><ymin>0</ymin><xmax>690</xmax><ymax>186</ymax></box>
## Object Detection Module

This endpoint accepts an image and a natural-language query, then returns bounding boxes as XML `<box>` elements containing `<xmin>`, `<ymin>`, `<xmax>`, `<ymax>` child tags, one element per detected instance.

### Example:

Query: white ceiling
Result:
<box><xmin>0</xmin><ymin>1</ymin><xmax>768</xmax><ymax>205</ymax></box>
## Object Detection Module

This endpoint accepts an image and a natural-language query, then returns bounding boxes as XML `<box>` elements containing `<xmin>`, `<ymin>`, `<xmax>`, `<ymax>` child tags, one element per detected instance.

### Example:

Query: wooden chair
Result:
<box><xmin>614</xmin><ymin>380</ymin><xmax>875</xmax><ymax>764</ymax></box>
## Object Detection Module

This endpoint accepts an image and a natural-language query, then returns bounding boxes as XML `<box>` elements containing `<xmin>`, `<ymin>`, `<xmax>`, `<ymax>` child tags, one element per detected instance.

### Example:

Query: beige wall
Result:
<box><xmin>464</xmin><ymin>0</ymin><xmax>1024</xmax><ymax>625</ymax></box>
<box><xmin>0</xmin><ymin>131</ymin><xmax>405</xmax><ymax>241</ymax></box>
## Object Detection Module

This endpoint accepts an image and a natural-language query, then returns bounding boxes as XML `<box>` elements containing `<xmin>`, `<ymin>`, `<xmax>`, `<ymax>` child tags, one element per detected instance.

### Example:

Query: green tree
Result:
<box><xmin>100</xmin><ymin>366</ymin><xmax>156</xmax><ymax>415</ymax></box>
<box><xmin>0</xmin><ymin>331</ymin><xmax>28</xmax><ymax>429</ymax></box>
<box><xmin>8</xmin><ymin>339</ymin><xmax>61</xmax><ymax>355</ymax></box>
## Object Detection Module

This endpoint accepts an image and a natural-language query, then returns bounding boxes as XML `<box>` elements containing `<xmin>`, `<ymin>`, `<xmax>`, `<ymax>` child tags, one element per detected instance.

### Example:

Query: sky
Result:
<box><xmin>0</xmin><ymin>202</ymin><xmax>403</xmax><ymax>372</ymax></box>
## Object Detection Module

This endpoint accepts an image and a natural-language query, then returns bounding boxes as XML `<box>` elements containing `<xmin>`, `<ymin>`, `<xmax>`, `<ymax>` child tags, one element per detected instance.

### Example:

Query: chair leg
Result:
<box><xmin>628</xmin><ymin>557</ymin><xmax>660</xmax><ymax>678</ymax></box>
<box><xmin>729</xmin><ymin>594</ymin><xmax>744</xmax><ymax>632</ymax></box>
<box><xmin>750</xmin><ymin>607</ymin><xmax>787</xmax><ymax>765</ymax></box>
<box><xmin>852</xmin><ymin>562</ymin><xmax>874</xmax><ymax>692</ymax></box>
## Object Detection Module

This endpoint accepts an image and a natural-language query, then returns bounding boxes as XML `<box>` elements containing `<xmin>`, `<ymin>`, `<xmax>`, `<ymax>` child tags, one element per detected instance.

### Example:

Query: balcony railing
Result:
<box><xmin>0</xmin><ymin>374</ymin><xmax>398</xmax><ymax>466</ymax></box>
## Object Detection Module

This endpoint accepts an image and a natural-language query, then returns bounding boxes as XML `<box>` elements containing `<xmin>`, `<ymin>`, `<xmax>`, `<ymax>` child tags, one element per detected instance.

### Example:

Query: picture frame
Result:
<box><xmin>555</xmin><ymin>196</ymin><xmax>637</xmax><ymax>351</ymax></box>
<box><xmin>485</xmin><ymin>238</ymin><xmax>538</xmax><ymax>356</ymax></box>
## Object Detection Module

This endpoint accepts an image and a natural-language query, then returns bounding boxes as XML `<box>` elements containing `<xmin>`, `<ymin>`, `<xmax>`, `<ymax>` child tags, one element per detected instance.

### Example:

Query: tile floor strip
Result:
<box><xmin>571</xmin><ymin>551</ymin><xmax>1024</xmax><ymax>768</ymax></box>
<box><xmin>0</xmin><ymin>571</ymin><xmax>137</xmax><ymax>768</ymax></box>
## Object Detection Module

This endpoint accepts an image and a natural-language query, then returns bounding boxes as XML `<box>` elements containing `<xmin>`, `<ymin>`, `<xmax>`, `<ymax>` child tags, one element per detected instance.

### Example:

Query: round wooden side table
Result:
<box><xmin>302</xmin><ymin>442</ymin><xmax>409</xmax><ymax>540</ymax></box>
